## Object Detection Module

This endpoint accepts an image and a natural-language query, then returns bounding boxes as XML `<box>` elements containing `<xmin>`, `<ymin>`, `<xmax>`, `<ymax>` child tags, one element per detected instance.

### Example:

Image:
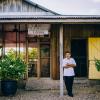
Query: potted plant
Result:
<box><xmin>0</xmin><ymin>55</ymin><xmax>26</xmax><ymax>96</ymax></box>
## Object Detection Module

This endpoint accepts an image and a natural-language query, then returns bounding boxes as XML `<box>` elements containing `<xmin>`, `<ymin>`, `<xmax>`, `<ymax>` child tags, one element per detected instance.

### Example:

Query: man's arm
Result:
<box><xmin>63</xmin><ymin>64</ymin><xmax>76</xmax><ymax>68</ymax></box>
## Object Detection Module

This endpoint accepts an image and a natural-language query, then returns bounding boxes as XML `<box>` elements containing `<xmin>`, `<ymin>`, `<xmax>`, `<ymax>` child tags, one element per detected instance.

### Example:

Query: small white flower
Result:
<box><xmin>18</xmin><ymin>73</ymin><xmax>21</xmax><ymax>75</ymax></box>
<box><xmin>9</xmin><ymin>65</ymin><xmax>14</xmax><ymax>68</ymax></box>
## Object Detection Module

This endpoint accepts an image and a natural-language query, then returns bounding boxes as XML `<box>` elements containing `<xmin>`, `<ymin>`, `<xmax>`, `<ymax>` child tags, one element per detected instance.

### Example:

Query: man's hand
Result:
<box><xmin>64</xmin><ymin>63</ymin><xmax>76</xmax><ymax>68</ymax></box>
<box><xmin>66</xmin><ymin>63</ymin><xmax>71</xmax><ymax>66</ymax></box>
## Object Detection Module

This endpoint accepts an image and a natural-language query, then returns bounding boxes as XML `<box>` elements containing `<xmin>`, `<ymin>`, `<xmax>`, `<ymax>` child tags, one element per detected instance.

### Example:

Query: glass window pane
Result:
<box><xmin>40</xmin><ymin>44</ymin><xmax>50</xmax><ymax>58</ymax></box>
<box><xmin>5</xmin><ymin>32</ymin><xmax>16</xmax><ymax>57</ymax></box>
<box><xmin>28</xmin><ymin>41</ymin><xmax>38</xmax><ymax>77</ymax></box>
<box><xmin>41</xmin><ymin>58</ymin><xmax>50</xmax><ymax>77</ymax></box>
<box><xmin>19</xmin><ymin>32</ymin><xmax>26</xmax><ymax>60</ymax></box>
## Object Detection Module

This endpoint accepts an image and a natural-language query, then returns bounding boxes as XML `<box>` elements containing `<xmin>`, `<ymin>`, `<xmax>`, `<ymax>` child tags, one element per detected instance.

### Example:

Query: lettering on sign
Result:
<box><xmin>28</xmin><ymin>24</ymin><xmax>50</xmax><ymax>36</ymax></box>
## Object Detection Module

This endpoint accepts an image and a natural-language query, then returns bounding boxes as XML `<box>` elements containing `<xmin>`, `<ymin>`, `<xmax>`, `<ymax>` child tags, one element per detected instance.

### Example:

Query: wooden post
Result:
<box><xmin>2</xmin><ymin>24</ymin><xmax>5</xmax><ymax>56</ymax></box>
<box><xmin>59</xmin><ymin>24</ymin><xmax>63</xmax><ymax>96</ymax></box>
<box><xmin>50</xmin><ymin>24</ymin><xmax>58</xmax><ymax>79</ymax></box>
<box><xmin>25</xmin><ymin>25</ymin><xmax>29</xmax><ymax>80</ymax></box>
<box><xmin>18</xmin><ymin>24</ymin><xmax>20</xmax><ymax>56</ymax></box>
<box><xmin>37</xmin><ymin>38</ymin><xmax>41</xmax><ymax>79</ymax></box>
<box><xmin>26</xmin><ymin>37</ymin><xmax>28</xmax><ymax>79</ymax></box>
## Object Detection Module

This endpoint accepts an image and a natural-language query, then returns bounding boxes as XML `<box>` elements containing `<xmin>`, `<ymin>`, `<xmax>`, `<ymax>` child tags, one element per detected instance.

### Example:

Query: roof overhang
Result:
<box><xmin>0</xmin><ymin>19</ymin><xmax>100</xmax><ymax>24</ymax></box>
<box><xmin>0</xmin><ymin>15</ymin><xmax>100</xmax><ymax>23</ymax></box>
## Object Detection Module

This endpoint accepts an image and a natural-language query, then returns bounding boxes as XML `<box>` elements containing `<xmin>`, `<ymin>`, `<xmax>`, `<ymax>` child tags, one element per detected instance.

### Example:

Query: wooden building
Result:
<box><xmin>0</xmin><ymin>0</ymin><xmax>100</xmax><ymax>80</ymax></box>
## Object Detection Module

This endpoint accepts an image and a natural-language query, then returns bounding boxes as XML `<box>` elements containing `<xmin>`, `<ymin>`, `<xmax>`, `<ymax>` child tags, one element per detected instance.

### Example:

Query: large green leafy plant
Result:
<box><xmin>95</xmin><ymin>58</ymin><xmax>100</xmax><ymax>71</ymax></box>
<box><xmin>0</xmin><ymin>55</ymin><xmax>26</xmax><ymax>80</ymax></box>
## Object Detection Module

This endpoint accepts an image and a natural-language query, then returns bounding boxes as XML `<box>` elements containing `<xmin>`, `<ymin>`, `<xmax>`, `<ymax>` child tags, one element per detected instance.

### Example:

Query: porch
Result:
<box><xmin>0</xmin><ymin>0</ymin><xmax>100</xmax><ymax>97</ymax></box>
<box><xmin>0</xmin><ymin>23</ymin><xmax>100</xmax><ymax>80</ymax></box>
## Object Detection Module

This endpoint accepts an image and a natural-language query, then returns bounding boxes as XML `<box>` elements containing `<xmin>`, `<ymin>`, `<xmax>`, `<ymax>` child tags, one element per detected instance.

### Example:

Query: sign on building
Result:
<box><xmin>28</xmin><ymin>24</ymin><xmax>50</xmax><ymax>36</ymax></box>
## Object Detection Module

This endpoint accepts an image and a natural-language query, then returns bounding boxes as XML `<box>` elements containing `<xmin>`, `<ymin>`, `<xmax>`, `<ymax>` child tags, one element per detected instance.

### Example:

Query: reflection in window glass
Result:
<box><xmin>5</xmin><ymin>32</ymin><xmax>16</xmax><ymax>58</ymax></box>
<box><xmin>28</xmin><ymin>47</ymin><xmax>38</xmax><ymax>59</ymax></box>
<box><xmin>41</xmin><ymin>58</ymin><xmax>50</xmax><ymax>77</ymax></box>
<box><xmin>40</xmin><ymin>44</ymin><xmax>50</xmax><ymax>77</ymax></box>
<box><xmin>41</xmin><ymin>45</ymin><xmax>50</xmax><ymax>58</ymax></box>
<box><xmin>28</xmin><ymin>42</ymin><xmax>38</xmax><ymax>77</ymax></box>
<box><xmin>5</xmin><ymin>31</ymin><xmax>26</xmax><ymax>60</ymax></box>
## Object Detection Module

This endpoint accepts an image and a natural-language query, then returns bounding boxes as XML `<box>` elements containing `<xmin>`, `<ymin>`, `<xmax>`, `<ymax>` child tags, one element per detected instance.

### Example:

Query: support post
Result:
<box><xmin>59</xmin><ymin>24</ymin><xmax>63</xmax><ymax>96</ymax></box>
<box><xmin>37</xmin><ymin>38</ymin><xmax>41</xmax><ymax>79</ymax></box>
<box><xmin>25</xmin><ymin>25</ymin><xmax>28</xmax><ymax>80</ymax></box>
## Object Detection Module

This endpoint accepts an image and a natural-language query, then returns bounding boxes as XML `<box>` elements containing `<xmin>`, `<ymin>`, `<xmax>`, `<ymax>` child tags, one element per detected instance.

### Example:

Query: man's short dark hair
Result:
<box><xmin>65</xmin><ymin>51</ymin><xmax>71</xmax><ymax>54</ymax></box>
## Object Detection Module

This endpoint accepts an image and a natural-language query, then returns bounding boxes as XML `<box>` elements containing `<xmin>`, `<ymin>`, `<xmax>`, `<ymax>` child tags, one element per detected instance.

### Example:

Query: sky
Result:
<box><xmin>30</xmin><ymin>0</ymin><xmax>100</xmax><ymax>15</ymax></box>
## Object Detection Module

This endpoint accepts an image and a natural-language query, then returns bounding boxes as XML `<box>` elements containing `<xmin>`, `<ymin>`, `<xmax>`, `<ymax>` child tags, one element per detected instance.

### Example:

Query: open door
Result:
<box><xmin>88</xmin><ymin>38</ymin><xmax>100</xmax><ymax>79</ymax></box>
<box><xmin>71</xmin><ymin>39</ymin><xmax>87</xmax><ymax>77</ymax></box>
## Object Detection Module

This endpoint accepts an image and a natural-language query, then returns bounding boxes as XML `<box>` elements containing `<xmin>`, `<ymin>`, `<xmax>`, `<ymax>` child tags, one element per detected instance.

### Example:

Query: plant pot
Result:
<box><xmin>1</xmin><ymin>80</ymin><xmax>17</xmax><ymax>96</ymax></box>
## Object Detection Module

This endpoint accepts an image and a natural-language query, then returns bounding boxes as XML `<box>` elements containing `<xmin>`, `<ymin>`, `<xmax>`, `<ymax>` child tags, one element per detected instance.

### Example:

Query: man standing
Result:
<box><xmin>62</xmin><ymin>51</ymin><xmax>76</xmax><ymax>97</ymax></box>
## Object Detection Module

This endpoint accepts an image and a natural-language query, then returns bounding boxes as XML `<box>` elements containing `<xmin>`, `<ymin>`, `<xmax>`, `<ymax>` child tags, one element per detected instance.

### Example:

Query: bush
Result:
<box><xmin>95</xmin><ymin>58</ymin><xmax>100</xmax><ymax>71</ymax></box>
<box><xmin>0</xmin><ymin>55</ymin><xmax>26</xmax><ymax>80</ymax></box>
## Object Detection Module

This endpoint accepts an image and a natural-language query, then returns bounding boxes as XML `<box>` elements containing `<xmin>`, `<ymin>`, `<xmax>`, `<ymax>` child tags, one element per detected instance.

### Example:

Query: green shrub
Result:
<box><xmin>95</xmin><ymin>58</ymin><xmax>100</xmax><ymax>71</ymax></box>
<box><xmin>0</xmin><ymin>55</ymin><xmax>26</xmax><ymax>80</ymax></box>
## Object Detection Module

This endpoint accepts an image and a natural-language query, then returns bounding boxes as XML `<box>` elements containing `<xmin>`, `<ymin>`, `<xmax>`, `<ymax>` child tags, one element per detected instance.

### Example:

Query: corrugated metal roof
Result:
<box><xmin>0</xmin><ymin>13</ymin><xmax>100</xmax><ymax>23</ymax></box>
<box><xmin>0</xmin><ymin>14</ymin><xmax>100</xmax><ymax>19</ymax></box>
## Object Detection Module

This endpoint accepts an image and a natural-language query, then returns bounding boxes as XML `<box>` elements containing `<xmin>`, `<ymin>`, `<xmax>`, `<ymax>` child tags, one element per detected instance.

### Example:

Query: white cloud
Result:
<box><xmin>92</xmin><ymin>0</ymin><xmax>100</xmax><ymax>3</ymax></box>
<box><xmin>30</xmin><ymin>0</ymin><xmax>100</xmax><ymax>15</ymax></box>
<box><xmin>89</xmin><ymin>9</ymin><xmax>100</xmax><ymax>14</ymax></box>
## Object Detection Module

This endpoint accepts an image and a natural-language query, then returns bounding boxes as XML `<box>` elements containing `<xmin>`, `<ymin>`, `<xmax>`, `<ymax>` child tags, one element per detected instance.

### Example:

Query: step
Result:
<box><xmin>25</xmin><ymin>78</ymin><xmax>90</xmax><ymax>90</ymax></box>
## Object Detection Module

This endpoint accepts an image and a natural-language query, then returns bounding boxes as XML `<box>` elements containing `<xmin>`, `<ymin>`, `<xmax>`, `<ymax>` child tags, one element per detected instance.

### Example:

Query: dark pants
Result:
<box><xmin>63</xmin><ymin>76</ymin><xmax>74</xmax><ymax>95</ymax></box>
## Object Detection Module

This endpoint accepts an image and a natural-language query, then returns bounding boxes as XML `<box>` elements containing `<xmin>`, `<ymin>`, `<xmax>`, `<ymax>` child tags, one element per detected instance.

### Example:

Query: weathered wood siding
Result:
<box><xmin>63</xmin><ymin>25</ymin><xmax>71</xmax><ymax>54</ymax></box>
<box><xmin>0</xmin><ymin>0</ymin><xmax>55</xmax><ymax>15</ymax></box>
<box><xmin>50</xmin><ymin>24</ymin><xmax>60</xmax><ymax>79</ymax></box>
<box><xmin>63</xmin><ymin>24</ymin><xmax>100</xmax><ymax>52</ymax></box>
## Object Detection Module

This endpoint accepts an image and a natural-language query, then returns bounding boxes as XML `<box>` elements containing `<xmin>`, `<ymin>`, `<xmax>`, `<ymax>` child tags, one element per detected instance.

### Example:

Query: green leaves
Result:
<box><xmin>0</xmin><ymin>55</ymin><xmax>26</xmax><ymax>80</ymax></box>
<box><xmin>94</xmin><ymin>58</ymin><xmax>100</xmax><ymax>71</ymax></box>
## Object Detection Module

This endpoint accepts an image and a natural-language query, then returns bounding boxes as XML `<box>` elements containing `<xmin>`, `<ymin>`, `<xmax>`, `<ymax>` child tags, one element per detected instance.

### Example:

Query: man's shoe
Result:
<box><xmin>68</xmin><ymin>93</ymin><xmax>73</xmax><ymax>97</ymax></box>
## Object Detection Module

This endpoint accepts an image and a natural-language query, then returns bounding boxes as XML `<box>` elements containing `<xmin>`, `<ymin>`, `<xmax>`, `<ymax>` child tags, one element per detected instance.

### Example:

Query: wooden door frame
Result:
<box><xmin>26</xmin><ymin>37</ymin><xmax>50</xmax><ymax>79</ymax></box>
<box><xmin>26</xmin><ymin>37</ymin><xmax>40</xmax><ymax>79</ymax></box>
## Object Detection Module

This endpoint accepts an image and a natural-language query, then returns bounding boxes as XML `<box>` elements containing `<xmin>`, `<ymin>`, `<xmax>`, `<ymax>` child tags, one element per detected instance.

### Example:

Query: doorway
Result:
<box><xmin>28</xmin><ymin>37</ymin><xmax>50</xmax><ymax>78</ymax></box>
<box><xmin>71</xmin><ymin>39</ymin><xmax>87</xmax><ymax>77</ymax></box>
